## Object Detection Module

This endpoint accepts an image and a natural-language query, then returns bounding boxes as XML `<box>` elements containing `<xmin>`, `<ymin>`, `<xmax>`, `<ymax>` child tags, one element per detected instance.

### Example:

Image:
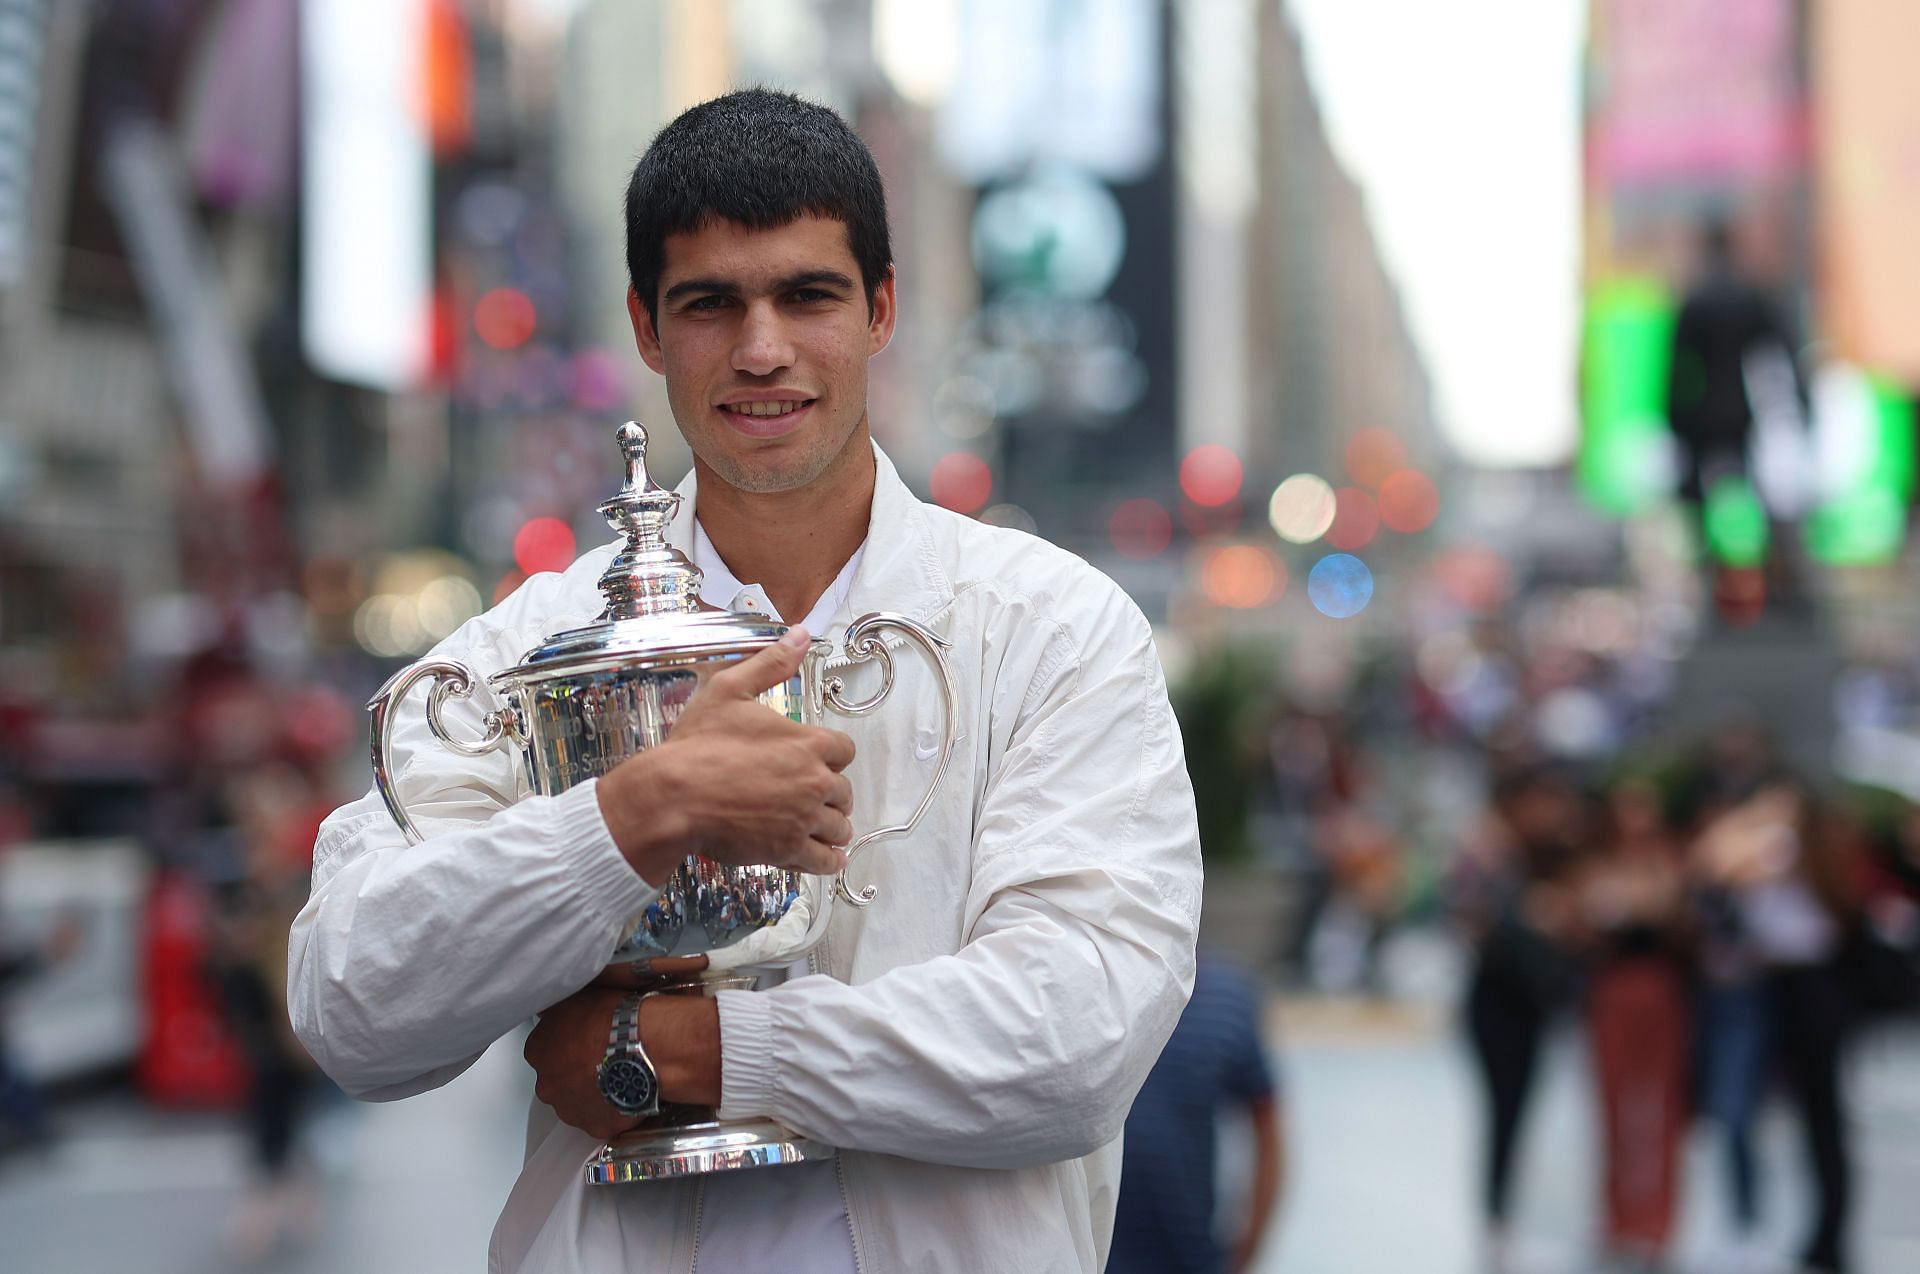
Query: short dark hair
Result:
<box><xmin>624</xmin><ymin>88</ymin><xmax>892</xmax><ymax>321</ymax></box>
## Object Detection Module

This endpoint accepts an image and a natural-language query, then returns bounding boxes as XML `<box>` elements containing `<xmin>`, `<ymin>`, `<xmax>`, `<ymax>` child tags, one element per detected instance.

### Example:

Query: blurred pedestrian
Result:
<box><xmin>1687</xmin><ymin>797</ymin><xmax>1778</xmax><ymax>1264</ymax></box>
<box><xmin>1110</xmin><ymin>953</ymin><xmax>1285</xmax><ymax>1274</ymax></box>
<box><xmin>1581</xmin><ymin>776</ymin><xmax>1690</xmax><ymax>1272</ymax></box>
<box><xmin>1696</xmin><ymin>781</ymin><xmax>1864</xmax><ymax>1274</ymax></box>
<box><xmin>210</xmin><ymin>766</ymin><xmax>328</xmax><ymax>1260</ymax></box>
<box><xmin>1451</xmin><ymin>763</ymin><xmax>1589</xmax><ymax>1271</ymax></box>
<box><xmin>0</xmin><ymin>905</ymin><xmax>82</xmax><ymax>1156</ymax></box>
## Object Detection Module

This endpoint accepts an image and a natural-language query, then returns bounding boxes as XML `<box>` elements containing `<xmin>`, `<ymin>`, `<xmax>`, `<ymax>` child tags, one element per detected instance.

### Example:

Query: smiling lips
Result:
<box><xmin>718</xmin><ymin>396</ymin><xmax>816</xmax><ymax>438</ymax></box>
<box><xmin>722</xmin><ymin>399</ymin><xmax>811</xmax><ymax>418</ymax></box>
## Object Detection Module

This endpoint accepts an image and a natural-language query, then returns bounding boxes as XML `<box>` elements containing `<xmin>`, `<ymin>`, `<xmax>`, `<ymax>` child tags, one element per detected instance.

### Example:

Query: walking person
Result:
<box><xmin>0</xmin><ymin>905</ymin><xmax>82</xmax><ymax>1157</ymax></box>
<box><xmin>1582</xmin><ymin>776</ymin><xmax>1691</xmax><ymax>1273</ymax></box>
<box><xmin>1451</xmin><ymin>763</ymin><xmax>1589</xmax><ymax>1271</ymax></box>
<box><xmin>1696</xmin><ymin>782</ymin><xmax>1864</xmax><ymax>1274</ymax></box>
<box><xmin>1109</xmin><ymin>952</ymin><xmax>1286</xmax><ymax>1274</ymax></box>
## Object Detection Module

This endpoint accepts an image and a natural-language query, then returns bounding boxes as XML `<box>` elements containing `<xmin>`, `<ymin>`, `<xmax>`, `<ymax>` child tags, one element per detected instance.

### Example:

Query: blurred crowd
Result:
<box><xmin>1453</xmin><ymin>728</ymin><xmax>1919</xmax><ymax>1274</ymax></box>
<box><xmin>0</xmin><ymin>621</ymin><xmax>354</xmax><ymax>1258</ymax></box>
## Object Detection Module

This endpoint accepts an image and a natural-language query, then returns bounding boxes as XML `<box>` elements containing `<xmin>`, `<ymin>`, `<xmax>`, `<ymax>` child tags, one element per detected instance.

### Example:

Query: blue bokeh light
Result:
<box><xmin>1307</xmin><ymin>553</ymin><xmax>1374</xmax><ymax>619</ymax></box>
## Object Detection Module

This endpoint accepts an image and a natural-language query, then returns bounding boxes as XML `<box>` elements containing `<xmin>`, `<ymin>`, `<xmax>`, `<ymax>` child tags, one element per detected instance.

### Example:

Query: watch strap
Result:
<box><xmin>609</xmin><ymin>991</ymin><xmax>643</xmax><ymax>1058</ymax></box>
<box><xmin>599</xmin><ymin>990</ymin><xmax>660</xmax><ymax>1116</ymax></box>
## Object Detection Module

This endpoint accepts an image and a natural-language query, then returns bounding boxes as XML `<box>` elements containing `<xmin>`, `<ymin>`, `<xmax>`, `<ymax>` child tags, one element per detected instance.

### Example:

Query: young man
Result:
<box><xmin>289</xmin><ymin>90</ymin><xmax>1200</xmax><ymax>1272</ymax></box>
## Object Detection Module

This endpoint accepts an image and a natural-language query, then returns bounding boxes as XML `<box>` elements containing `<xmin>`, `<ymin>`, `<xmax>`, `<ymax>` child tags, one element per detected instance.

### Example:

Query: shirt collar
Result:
<box><xmin>689</xmin><ymin>517</ymin><xmax>864</xmax><ymax>636</ymax></box>
<box><xmin>663</xmin><ymin>441</ymin><xmax>953</xmax><ymax>640</ymax></box>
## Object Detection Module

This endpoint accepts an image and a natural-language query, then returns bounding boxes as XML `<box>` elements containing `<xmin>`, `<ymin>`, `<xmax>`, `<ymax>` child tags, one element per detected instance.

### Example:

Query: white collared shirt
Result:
<box><xmin>690</xmin><ymin>519</ymin><xmax>865</xmax><ymax>640</ymax></box>
<box><xmin>688</xmin><ymin>518</ymin><xmax>862</xmax><ymax>1274</ymax></box>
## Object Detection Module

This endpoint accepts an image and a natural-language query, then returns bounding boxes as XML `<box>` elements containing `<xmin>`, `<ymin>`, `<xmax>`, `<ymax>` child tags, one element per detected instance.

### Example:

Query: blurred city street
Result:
<box><xmin>0</xmin><ymin>1031</ymin><xmax>533</xmax><ymax>1274</ymax></box>
<box><xmin>5</xmin><ymin>0</ymin><xmax>1920</xmax><ymax>1271</ymax></box>
<box><xmin>1266</xmin><ymin>994</ymin><xmax>1920</xmax><ymax>1274</ymax></box>
<box><xmin>6</xmin><ymin>985</ymin><xmax>1920</xmax><ymax>1274</ymax></box>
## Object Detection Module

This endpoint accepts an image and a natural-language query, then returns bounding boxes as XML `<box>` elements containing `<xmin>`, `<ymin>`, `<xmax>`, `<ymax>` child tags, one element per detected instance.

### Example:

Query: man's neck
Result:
<box><xmin>692</xmin><ymin>434</ymin><xmax>875</xmax><ymax>626</ymax></box>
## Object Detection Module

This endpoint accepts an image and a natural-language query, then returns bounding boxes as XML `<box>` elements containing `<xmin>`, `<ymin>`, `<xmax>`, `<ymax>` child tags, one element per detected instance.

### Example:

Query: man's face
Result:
<box><xmin>628</xmin><ymin>214</ymin><xmax>895</xmax><ymax>495</ymax></box>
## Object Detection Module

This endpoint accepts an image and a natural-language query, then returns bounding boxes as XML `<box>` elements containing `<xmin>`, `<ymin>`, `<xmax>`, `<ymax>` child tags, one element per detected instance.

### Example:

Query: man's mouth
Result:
<box><xmin>720</xmin><ymin>399</ymin><xmax>814</xmax><ymax>419</ymax></box>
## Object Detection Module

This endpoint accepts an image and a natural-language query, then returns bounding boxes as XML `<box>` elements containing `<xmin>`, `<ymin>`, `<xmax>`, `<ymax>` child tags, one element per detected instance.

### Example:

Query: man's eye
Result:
<box><xmin>686</xmin><ymin>295</ymin><xmax>729</xmax><ymax>311</ymax></box>
<box><xmin>791</xmin><ymin>289</ymin><xmax>834</xmax><ymax>304</ymax></box>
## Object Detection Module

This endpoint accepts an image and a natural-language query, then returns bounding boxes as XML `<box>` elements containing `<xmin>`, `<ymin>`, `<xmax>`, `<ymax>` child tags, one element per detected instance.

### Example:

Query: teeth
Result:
<box><xmin>729</xmin><ymin>400</ymin><xmax>805</xmax><ymax>418</ymax></box>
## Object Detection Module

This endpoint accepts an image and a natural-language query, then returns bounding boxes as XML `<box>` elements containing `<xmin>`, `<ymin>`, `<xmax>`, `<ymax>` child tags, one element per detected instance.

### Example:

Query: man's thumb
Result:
<box><xmin>711</xmin><ymin>626</ymin><xmax>812</xmax><ymax>698</ymax></box>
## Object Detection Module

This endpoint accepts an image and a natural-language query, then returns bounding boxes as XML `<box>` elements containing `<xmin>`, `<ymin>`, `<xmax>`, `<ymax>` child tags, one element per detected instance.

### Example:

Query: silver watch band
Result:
<box><xmin>609</xmin><ymin>991</ymin><xmax>643</xmax><ymax>1057</ymax></box>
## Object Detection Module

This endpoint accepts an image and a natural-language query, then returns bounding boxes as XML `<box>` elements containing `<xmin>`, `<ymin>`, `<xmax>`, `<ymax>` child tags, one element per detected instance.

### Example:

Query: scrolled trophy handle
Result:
<box><xmin>822</xmin><ymin>613</ymin><xmax>958</xmax><ymax>908</ymax></box>
<box><xmin>368</xmin><ymin>659</ymin><xmax>520</xmax><ymax>846</ymax></box>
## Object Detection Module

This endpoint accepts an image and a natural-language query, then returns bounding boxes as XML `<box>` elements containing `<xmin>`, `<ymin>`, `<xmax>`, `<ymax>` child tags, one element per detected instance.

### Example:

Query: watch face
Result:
<box><xmin>598</xmin><ymin>1056</ymin><xmax>658</xmax><ymax>1114</ymax></box>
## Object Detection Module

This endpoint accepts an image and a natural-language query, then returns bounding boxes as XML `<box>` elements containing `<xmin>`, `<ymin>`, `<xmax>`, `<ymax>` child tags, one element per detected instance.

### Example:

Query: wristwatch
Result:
<box><xmin>595</xmin><ymin>992</ymin><xmax>660</xmax><ymax>1117</ymax></box>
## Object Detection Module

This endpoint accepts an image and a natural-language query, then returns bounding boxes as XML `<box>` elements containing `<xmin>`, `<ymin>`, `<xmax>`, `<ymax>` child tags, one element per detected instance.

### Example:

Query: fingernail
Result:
<box><xmin>780</xmin><ymin>627</ymin><xmax>810</xmax><ymax>650</ymax></box>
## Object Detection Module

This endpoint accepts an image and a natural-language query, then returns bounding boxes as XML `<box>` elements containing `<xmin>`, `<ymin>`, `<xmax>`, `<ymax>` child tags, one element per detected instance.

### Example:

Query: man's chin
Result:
<box><xmin>702</xmin><ymin>451</ymin><xmax>828</xmax><ymax>496</ymax></box>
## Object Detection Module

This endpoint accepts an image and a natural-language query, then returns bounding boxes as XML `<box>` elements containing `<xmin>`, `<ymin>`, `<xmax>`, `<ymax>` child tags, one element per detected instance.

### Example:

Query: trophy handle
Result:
<box><xmin>822</xmin><ymin>613</ymin><xmax>958</xmax><ymax>908</ymax></box>
<box><xmin>368</xmin><ymin>659</ymin><xmax>519</xmax><ymax>846</ymax></box>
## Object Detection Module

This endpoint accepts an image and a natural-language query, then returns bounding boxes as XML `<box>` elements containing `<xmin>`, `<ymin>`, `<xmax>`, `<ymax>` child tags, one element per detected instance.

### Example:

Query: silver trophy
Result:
<box><xmin>366</xmin><ymin>421</ymin><xmax>956</xmax><ymax>1184</ymax></box>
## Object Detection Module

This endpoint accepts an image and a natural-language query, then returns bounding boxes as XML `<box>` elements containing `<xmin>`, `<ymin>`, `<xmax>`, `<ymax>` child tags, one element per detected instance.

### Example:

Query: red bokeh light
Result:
<box><xmin>1324</xmin><ymin>487</ymin><xmax>1380</xmax><ymax>551</ymax></box>
<box><xmin>1431</xmin><ymin>546</ymin><xmax>1510</xmax><ymax>613</ymax></box>
<box><xmin>1180</xmin><ymin>445</ymin><xmax>1244</xmax><ymax>507</ymax></box>
<box><xmin>1200</xmin><ymin>545</ymin><xmax>1285</xmax><ymax>609</ymax></box>
<box><xmin>1109</xmin><ymin>499</ymin><xmax>1173</xmax><ymax>559</ymax></box>
<box><xmin>475</xmin><ymin>287</ymin><xmax>537</xmax><ymax>350</ymax></box>
<box><xmin>512</xmin><ymin>517</ymin><xmax>576</xmax><ymax>576</ymax></box>
<box><xmin>1714</xmin><ymin>566</ymin><xmax>1766</xmax><ymax>628</ymax></box>
<box><xmin>492</xmin><ymin>571</ymin><xmax>527</xmax><ymax>605</ymax></box>
<box><xmin>1345</xmin><ymin>428</ymin><xmax>1408</xmax><ymax>490</ymax></box>
<box><xmin>1378</xmin><ymin>469</ymin><xmax>1440</xmax><ymax>533</ymax></box>
<box><xmin>930</xmin><ymin>453</ymin><xmax>993</xmax><ymax>514</ymax></box>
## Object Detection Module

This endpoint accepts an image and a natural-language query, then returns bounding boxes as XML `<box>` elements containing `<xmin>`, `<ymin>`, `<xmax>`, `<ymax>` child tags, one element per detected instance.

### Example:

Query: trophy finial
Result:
<box><xmin>615</xmin><ymin>420</ymin><xmax>647</xmax><ymax>485</ymax></box>
<box><xmin>596</xmin><ymin>421</ymin><xmax>703</xmax><ymax>619</ymax></box>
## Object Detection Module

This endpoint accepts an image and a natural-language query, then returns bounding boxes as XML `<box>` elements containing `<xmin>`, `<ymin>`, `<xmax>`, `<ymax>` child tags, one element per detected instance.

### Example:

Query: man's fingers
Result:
<box><xmin>705</xmin><ymin>627</ymin><xmax>812</xmax><ymax>700</ymax></box>
<box><xmin>824</xmin><ymin>772</ymin><xmax>854</xmax><ymax>815</ymax></box>
<box><xmin>793</xmin><ymin>838</ymin><xmax>851</xmax><ymax>877</ymax></box>
<box><xmin>802</xmin><ymin>726</ymin><xmax>856</xmax><ymax>771</ymax></box>
<box><xmin>813</xmin><ymin>806</ymin><xmax>854</xmax><ymax>848</ymax></box>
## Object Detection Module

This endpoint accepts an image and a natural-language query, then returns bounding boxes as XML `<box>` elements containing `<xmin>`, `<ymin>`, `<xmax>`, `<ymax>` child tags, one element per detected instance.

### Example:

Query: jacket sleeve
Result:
<box><xmin>287</xmin><ymin>586</ymin><xmax>657</xmax><ymax>1101</ymax></box>
<box><xmin>714</xmin><ymin>594</ymin><xmax>1202</xmax><ymax>1169</ymax></box>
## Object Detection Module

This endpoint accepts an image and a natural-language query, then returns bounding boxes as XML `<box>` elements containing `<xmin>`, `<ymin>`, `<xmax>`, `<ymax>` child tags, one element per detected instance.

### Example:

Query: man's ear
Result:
<box><xmin>628</xmin><ymin>286</ymin><xmax>666</xmax><ymax>374</ymax></box>
<box><xmin>867</xmin><ymin>271</ymin><xmax>897</xmax><ymax>358</ymax></box>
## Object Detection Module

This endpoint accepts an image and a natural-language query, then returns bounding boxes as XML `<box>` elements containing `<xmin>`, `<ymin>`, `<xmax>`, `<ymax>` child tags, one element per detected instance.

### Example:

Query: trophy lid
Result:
<box><xmin>496</xmin><ymin>422</ymin><xmax>789</xmax><ymax>686</ymax></box>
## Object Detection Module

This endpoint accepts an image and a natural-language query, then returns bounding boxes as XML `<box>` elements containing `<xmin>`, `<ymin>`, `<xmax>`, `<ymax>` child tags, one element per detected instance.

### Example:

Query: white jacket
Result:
<box><xmin>288</xmin><ymin>447</ymin><xmax>1202</xmax><ymax>1273</ymax></box>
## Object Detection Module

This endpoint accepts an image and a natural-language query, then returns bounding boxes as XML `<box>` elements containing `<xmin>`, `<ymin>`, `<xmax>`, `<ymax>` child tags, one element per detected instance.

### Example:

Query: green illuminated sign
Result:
<box><xmin>1579</xmin><ymin>278</ymin><xmax>1675</xmax><ymax>517</ymax></box>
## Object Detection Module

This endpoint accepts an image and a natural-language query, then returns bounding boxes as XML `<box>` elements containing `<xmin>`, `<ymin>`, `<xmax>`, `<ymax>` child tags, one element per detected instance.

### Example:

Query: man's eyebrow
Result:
<box><xmin>661</xmin><ymin>269</ymin><xmax>858</xmax><ymax>305</ymax></box>
<box><xmin>776</xmin><ymin>269</ymin><xmax>857</xmax><ymax>293</ymax></box>
<box><xmin>662</xmin><ymin>277</ymin><xmax>740</xmax><ymax>304</ymax></box>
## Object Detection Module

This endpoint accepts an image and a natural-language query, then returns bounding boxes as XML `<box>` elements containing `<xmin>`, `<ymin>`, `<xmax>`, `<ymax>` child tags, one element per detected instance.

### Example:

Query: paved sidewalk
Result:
<box><xmin>4</xmin><ymin>1007</ymin><xmax>1918</xmax><ymax>1272</ymax></box>
<box><xmin>1259</xmin><ymin>1001</ymin><xmax>1920</xmax><ymax>1274</ymax></box>
<box><xmin>0</xmin><ymin>1032</ymin><xmax>530</xmax><ymax>1274</ymax></box>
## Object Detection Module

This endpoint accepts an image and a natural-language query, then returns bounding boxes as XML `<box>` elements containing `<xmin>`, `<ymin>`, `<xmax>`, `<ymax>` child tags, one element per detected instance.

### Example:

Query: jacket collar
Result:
<box><xmin>665</xmin><ymin>442</ymin><xmax>952</xmax><ymax>635</ymax></box>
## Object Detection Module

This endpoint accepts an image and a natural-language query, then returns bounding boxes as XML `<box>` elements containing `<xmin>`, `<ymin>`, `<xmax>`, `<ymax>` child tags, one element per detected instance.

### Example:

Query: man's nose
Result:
<box><xmin>732</xmin><ymin>301</ymin><xmax>795</xmax><ymax>376</ymax></box>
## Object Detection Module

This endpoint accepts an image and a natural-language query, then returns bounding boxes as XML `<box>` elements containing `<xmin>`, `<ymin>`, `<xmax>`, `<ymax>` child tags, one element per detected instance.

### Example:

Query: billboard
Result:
<box><xmin>1815</xmin><ymin>1</ymin><xmax>1920</xmax><ymax>382</ymax></box>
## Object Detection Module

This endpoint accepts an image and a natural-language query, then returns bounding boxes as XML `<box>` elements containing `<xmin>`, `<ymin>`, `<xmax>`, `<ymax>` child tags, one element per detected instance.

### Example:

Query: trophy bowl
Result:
<box><xmin>364</xmin><ymin>422</ymin><xmax>956</xmax><ymax>1183</ymax></box>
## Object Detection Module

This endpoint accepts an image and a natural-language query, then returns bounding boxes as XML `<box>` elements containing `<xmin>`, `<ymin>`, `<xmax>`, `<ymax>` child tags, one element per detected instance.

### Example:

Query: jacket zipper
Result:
<box><xmin>804</xmin><ymin>948</ymin><xmax>865</xmax><ymax>1274</ymax></box>
<box><xmin>687</xmin><ymin>1179</ymin><xmax>706</xmax><ymax>1273</ymax></box>
<box><xmin>835</xmin><ymin>1152</ymin><xmax>865</xmax><ymax>1274</ymax></box>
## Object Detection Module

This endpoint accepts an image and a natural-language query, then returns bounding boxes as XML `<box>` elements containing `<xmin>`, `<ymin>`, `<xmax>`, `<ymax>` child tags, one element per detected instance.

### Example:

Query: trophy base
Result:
<box><xmin>585</xmin><ymin>1118</ymin><xmax>834</xmax><ymax>1184</ymax></box>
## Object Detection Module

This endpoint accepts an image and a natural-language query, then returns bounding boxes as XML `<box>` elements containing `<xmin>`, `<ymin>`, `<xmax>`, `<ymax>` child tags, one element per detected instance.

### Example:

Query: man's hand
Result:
<box><xmin>597</xmin><ymin>627</ymin><xmax>857</xmax><ymax>886</ymax></box>
<box><xmin>526</xmin><ymin>986</ymin><xmax>724</xmax><ymax>1136</ymax></box>
<box><xmin>524</xmin><ymin>985</ymin><xmax>642</xmax><ymax>1141</ymax></box>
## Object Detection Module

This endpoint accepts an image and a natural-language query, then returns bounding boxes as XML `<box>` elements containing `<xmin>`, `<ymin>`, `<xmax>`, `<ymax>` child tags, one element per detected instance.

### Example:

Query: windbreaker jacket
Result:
<box><xmin>288</xmin><ymin>446</ymin><xmax>1203</xmax><ymax>1273</ymax></box>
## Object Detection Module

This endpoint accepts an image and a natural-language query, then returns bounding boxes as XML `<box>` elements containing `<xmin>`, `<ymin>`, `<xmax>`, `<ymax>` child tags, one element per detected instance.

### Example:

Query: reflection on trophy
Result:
<box><xmin>366</xmin><ymin>421</ymin><xmax>956</xmax><ymax>1183</ymax></box>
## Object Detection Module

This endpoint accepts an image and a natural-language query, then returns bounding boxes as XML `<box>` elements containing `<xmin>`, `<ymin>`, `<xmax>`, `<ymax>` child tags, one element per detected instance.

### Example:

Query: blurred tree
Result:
<box><xmin>1171</xmin><ymin>644</ymin><xmax>1276</xmax><ymax>865</ymax></box>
